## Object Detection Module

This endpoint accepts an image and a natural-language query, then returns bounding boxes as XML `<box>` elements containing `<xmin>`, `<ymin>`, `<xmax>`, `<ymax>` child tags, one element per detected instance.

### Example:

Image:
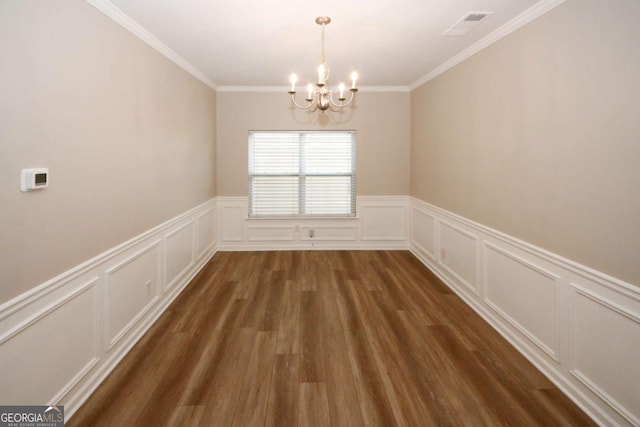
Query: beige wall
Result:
<box><xmin>411</xmin><ymin>0</ymin><xmax>640</xmax><ymax>286</ymax></box>
<box><xmin>216</xmin><ymin>91</ymin><xmax>410</xmax><ymax>196</ymax></box>
<box><xmin>0</xmin><ymin>0</ymin><xmax>217</xmax><ymax>303</ymax></box>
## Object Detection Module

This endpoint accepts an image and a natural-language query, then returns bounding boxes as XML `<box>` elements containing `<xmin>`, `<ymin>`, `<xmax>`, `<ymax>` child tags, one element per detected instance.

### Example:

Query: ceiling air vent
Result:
<box><xmin>443</xmin><ymin>11</ymin><xmax>493</xmax><ymax>36</ymax></box>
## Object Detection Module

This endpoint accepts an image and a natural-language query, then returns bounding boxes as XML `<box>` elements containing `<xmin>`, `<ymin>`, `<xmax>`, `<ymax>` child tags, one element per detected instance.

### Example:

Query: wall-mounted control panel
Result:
<box><xmin>21</xmin><ymin>168</ymin><xmax>49</xmax><ymax>192</ymax></box>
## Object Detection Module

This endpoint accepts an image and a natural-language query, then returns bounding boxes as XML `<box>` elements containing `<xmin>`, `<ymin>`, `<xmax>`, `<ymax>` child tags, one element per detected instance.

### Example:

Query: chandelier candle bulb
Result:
<box><xmin>307</xmin><ymin>83</ymin><xmax>313</xmax><ymax>101</ymax></box>
<box><xmin>318</xmin><ymin>65</ymin><xmax>325</xmax><ymax>85</ymax></box>
<box><xmin>290</xmin><ymin>74</ymin><xmax>297</xmax><ymax>92</ymax></box>
<box><xmin>339</xmin><ymin>83</ymin><xmax>345</xmax><ymax>100</ymax></box>
<box><xmin>351</xmin><ymin>71</ymin><xmax>358</xmax><ymax>89</ymax></box>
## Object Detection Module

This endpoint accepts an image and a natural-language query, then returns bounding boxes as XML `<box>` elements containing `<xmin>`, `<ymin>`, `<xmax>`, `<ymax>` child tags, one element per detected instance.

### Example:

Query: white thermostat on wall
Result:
<box><xmin>21</xmin><ymin>168</ymin><xmax>49</xmax><ymax>192</ymax></box>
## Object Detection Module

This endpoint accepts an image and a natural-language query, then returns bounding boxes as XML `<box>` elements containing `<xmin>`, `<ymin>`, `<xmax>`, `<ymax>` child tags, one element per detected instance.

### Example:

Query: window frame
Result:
<box><xmin>248</xmin><ymin>130</ymin><xmax>356</xmax><ymax>218</ymax></box>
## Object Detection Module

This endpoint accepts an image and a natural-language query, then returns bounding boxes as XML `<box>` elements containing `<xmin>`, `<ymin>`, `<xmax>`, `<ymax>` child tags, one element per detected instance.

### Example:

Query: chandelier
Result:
<box><xmin>288</xmin><ymin>16</ymin><xmax>359</xmax><ymax>113</ymax></box>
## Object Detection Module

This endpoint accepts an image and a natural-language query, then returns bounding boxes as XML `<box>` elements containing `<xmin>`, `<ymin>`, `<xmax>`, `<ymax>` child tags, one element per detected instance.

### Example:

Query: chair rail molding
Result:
<box><xmin>217</xmin><ymin>195</ymin><xmax>410</xmax><ymax>251</ymax></box>
<box><xmin>0</xmin><ymin>198</ymin><xmax>217</xmax><ymax>419</ymax></box>
<box><xmin>409</xmin><ymin>196</ymin><xmax>640</xmax><ymax>427</ymax></box>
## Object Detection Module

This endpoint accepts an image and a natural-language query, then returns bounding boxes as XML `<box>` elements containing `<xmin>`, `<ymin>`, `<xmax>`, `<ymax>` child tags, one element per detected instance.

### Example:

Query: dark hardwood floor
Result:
<box><xmin>68</xmin><ymin>250</ymin><xmax>596</xmax><ymax>426</ymax></box>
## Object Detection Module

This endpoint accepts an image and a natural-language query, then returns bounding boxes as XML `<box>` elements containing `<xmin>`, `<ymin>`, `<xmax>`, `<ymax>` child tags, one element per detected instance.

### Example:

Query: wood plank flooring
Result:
<box><xmin>68</xmin><ymin>251</ymin><xmax>596</xmax><ymax>426</ymax></box>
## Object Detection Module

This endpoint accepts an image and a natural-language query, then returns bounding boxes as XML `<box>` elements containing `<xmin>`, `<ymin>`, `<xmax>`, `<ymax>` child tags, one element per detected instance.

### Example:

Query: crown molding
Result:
<box><xmin>217</xmin><ymin>86</ymin><xmax>410</xmax><ymax>93</ymax></box>
<box><xmin>86</xmin><ymin>0</ymin><xmax>218</xmax><ymax>90</ymax></box>
<box><xmin>217</xmin><ymin>86</ymin><xmax>287</xmax><ymax>93</ymax></box>
<box><xmin>408</xmin><ymin>0</ymin><xmax>567</xmax><ymax>91</ymax></box>
<box><xmin>358</xmin><ymin>86</ymin><xmax>411</xmax><ymax>93</ymax></box>
<box><xmin>86</xmin><ymin>0</ymin><xmax>564</xmax><ymax>94</ymax></box>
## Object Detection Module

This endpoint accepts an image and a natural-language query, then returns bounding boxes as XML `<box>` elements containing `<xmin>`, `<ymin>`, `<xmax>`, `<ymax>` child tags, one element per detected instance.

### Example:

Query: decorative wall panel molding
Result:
<box><xmin>196</xmin><ymin>208</ymin><xmax>216</xmax><ymax>259</ymax></box>
<box><xmin>105</xmin><ymin>241</ymin><xmax>161</xmax><ymax>350</ymax></box>
<box><xmin>219</xmin><ymin>198</ymin><xmax>247</xmax><ymax>243</ymax></box>
<box><xmin>248</xmin><ymin>225</ymin><xmax>296</xmax><ymax>242</ymax></box>
<box><xmin>409</xmin><ymin>197</ymin><xmax>640</xmax><ymax>427</ymax></box>
<box><xmin>0</xmin><ymin>199</ymin><xmax>217</xmax><ymax>419</ymax></box>
<box><xmin>217</xmin><ymin>196</ymin><xmax>409</xmax><ymax>250</ymax></box>
<box><xmin>410</xmin><ymin>206</ymin><xmax>436</xmax><ymax>260</ymax></box>
<box><xmin>484</xmin><ymin>242</ymin><xmax>561</xmax><ymax>361</ymax></box>
<box><xmin>165</xmin><ymin>222</ymin><xmax>196</xmax><ymax>291</ymax></box>
<box><xmin>569</xmin><ymin>283</ymin><xmax>640</xmax><ymax>426</ymax></box>
<box><xmin>359</xmin><ymin>199</ymin><xmax>407</xmax><ymax>241</ymax></box>
<box><xmin>438</xmin><ymin>220</ymin><xmax>480</xmax><ymax>295</ymax></box>
<box><xmin>0</xmin><ymin>277</ymin><xmax>99</xmax><ymax>405</ymax></box>
<box><xmin>299</xmin><ymin>225</ymin><xmax>358</xmax><ymax>242</ymax></box>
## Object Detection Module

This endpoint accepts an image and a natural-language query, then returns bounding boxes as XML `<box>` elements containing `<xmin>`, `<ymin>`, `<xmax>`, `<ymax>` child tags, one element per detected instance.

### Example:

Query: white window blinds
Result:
<box><xmin>249</xmin><ymin>131</ymin><xmax>356</xmax><ymax>217</ymax></box>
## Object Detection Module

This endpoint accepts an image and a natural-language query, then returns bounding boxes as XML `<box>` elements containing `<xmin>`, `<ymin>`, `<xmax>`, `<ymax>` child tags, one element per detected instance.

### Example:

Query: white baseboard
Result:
<box><xmin>216</xmin><ymin>195</ymin><xmax>410</xmax><ymax>251</ymax></box>
<box><xmin>409</xmin><ymin>197</ymin><xmax>640</xmax><ymax>427</ymax></box>
<box><xmin>0</xmin><ymin>198</ymin><xmax>217</xmax><ymax>420</ymax></box>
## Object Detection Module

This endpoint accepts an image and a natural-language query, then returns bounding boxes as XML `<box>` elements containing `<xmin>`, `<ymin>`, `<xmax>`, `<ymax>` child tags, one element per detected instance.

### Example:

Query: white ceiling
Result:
<box><xmin>99</xmin><ymin>0</ymin><xmax>553</xmax><ymax>88</ymax></box>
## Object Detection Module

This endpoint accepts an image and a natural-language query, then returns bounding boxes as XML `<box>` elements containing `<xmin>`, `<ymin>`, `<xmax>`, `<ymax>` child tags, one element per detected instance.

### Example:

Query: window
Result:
<box><xmin>249</xmin><ymin>131</ymin><xmax>356</xmax><ymax>217</ymax></box>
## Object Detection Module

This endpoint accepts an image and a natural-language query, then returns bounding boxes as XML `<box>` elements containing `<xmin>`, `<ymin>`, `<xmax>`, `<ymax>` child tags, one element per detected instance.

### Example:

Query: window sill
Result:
<box><xmin>246</xmin><ymin>215</ymin><xmax>359</xmax><ymax>221</ymax></box>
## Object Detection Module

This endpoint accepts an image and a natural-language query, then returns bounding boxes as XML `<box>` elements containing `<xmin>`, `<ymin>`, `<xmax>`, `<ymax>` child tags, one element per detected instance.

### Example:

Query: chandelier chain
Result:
<box><xmin>320</xmin><ymin>22</ymin><xmax>329</xmax><ymax>80</ymax></box>
<box><xmin>320</xmin><ymin>22</ymin><xmax>326</xmax><ymax>65</ymax></box>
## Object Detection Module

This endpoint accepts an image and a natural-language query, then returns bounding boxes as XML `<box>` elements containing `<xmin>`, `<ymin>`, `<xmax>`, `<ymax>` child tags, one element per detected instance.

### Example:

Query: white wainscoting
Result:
<box><xmin>484</xmin><ymin>242</ymin><xmax>561</xmax><ymax>362</ymax></box>
<box><xmin>439</xmin><ymin>220</ymin><xmax>480</xmax><ymax>295</ymax></box>
<box><xmin>0</xmin><ymin>277</ymin><xmax>99</xmax><ymax>406</ymax></box>
<box><xmin>217</xmin><ymin>196</ymin><xmax>409</xmax><ymax>250</ymax></box>
<box><xmin>0</xmin><ymin>199</ymin><xmax>217</xmax><ymax>419</ymax></box>
<box><xmin>410</xmin><ymin>197</ymin><xmax>640</xmax><ymax>427</ymax></box>
<box><xmin>165</xmin><ymin>222</ymin><xmax>196</xmax><ymax>291</ymax></box>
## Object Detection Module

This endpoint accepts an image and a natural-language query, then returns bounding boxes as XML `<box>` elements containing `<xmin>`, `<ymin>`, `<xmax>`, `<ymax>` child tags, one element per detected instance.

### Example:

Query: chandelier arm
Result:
<box><xmin>290</xmin><ymin>93</ymin><xmax>316</xmax><ymax>110</ymax></box>
<box><xmin>326</xmin><ymin>93</ymin><xmax>339</xmax><ymax>112</ymax></box>
<box><xmin>326</xmin><ymin>90</ymin><xmax>344</xmax><ymax>109</ymax></box>
<box><xmin>346</xmin><ymin>90</ymin><xmax>359</xmax><ymax>107</ymax></box>
<box><xmin>329</xmin><ymin>90</ymin><xmax>356</xmax><ymax>111</ymax></box>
